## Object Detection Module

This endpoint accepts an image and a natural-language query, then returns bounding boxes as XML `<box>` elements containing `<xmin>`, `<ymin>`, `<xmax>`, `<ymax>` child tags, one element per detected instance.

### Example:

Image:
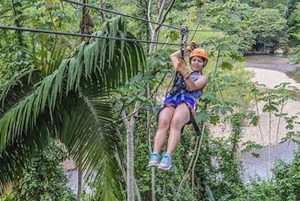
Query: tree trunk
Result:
<box><xmin>127</xmin><ymin>120</ymin><xmax>135</xmax><ymax>201</ymax></box>
<box><xmin>121</xmin><ymin>102</ymin><xmax>141</xmax><ymax>201</ymax></box>
<box><xmin>147</xmin><ymin>1</ymin><xmax>175</xmax><ymax>200</ymax></box>
<box><xmin>98</xmin><ymin>0</ymin><xmax>106</xmax><ymax>22</ymax></box>
<box><xmin>80</xmin><ymin>0</ymin><xmax>94</xmax><ymax>41</ymax></box>
<box><xmin>120</xmin><ymin>1</ymin><xmax>175</xmax><ymax>200</ymax></box>
<box><xmin>76</xmin><ymin>1</ymin><xmax>94</xmax><ymax>199</ymax></box>
<box><xmin>77</xmin><ymin>170</ymin><xmax>82</xmax><ymax>201</ymax></box>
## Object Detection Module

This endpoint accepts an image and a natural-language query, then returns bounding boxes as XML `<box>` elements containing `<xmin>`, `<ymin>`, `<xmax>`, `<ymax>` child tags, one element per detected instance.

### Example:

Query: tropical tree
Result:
<box><xmin>0</xmin><ymin>16</ymin><xmax>146</xmax><ymax>201</ymax></box>
<box><xmin>0</xmin><ymin>0</ymin><xmax>74</xmax><ymax>83</ymax></box>
<box><xmin>7</xmin><ymin>140</ymin><xmax>76</xmax><ymax>201</ymax></box>
<box><xmin>288</xmin><ymin>2</ymin><xmax>300</xmax><ymax>41</ymax></box>
<box><xmin>247</xmin><ymin>8</ymin><xmax>288</xmax><ymax>52</ymax></box>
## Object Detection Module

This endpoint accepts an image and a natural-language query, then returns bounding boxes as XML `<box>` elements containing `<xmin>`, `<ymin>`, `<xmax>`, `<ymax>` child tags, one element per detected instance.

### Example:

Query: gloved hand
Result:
<box><xmin>176</xmin><ymin>61</ymin><xmax>192</xmax><ymax>79</ymax></box>
<box><xmin>186</xmin><ymin>41</ymin><xmax>199</xmax><ymax>52</ymax></box>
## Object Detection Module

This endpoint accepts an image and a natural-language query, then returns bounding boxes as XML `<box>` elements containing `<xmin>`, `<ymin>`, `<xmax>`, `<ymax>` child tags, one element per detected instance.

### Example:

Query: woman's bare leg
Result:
<box><xmin>153</xmin><ymin>106</ymin><xmax>175</xmax><ymax>153</ymax></box>
<box><xmin>166</xmin><ymin>103</ymin><xmax>190</xmax><ymax>156</ymax></box>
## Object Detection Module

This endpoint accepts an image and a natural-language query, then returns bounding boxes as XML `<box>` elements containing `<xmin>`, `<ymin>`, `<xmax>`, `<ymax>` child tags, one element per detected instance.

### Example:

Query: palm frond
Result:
<box><xmin>0</xmin><ymin>15</ymin><xmax>145</xmax><ymax>150</ymax></box>
<box><xmin>0</xmin><ymin>68</ymin><xmax>41</xmax><ymax>114</ymax></box>
<box><xmin>0</xmin><ymin>110</ymin><xmax>55</xmax><ymax>194</ymax></box>
<box><xmin>0</xmin><ymin>15</ymin><xmax>146</xmax><ymax>197</ymax></box>
<box><xmin>31</xmin><ymin>34</ymin><xmax>67</xmax><ymax>76</ymax></box>
<box><xmin>58</xmin><ymin>95</ymin><xmax>123</xmax><ymax>200</ymax></box>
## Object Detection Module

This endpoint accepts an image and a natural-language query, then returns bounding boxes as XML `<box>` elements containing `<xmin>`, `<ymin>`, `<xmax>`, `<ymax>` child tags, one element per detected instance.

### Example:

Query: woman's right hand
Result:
<box><xmin>186</xmin><ymin>41</ymin><xmax>199</xmax><ymax>52</ymax></box>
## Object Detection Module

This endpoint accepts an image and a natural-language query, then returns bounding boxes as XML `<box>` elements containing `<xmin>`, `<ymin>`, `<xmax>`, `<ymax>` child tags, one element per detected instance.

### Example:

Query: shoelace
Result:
<box><xmin>151</xmin><ymin>154</ymin><xmax>159</xmax><ymax>158</ymax></box>
<box><xmin>162</xmin><ymin>155</ymin><xmax>170</xmax><ymax>163</ymax></box>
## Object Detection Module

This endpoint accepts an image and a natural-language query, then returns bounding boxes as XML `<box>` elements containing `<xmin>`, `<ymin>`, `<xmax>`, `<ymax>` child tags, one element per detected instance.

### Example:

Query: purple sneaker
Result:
<box><xmin>148</xmin><ymin>153</ymin><xmax>160</xmax><ymax>167</ymax></box>
<box><xmin>158</xmin><ymin>153</ymin><xmax>172</xmax><ymax>170</ymax></box>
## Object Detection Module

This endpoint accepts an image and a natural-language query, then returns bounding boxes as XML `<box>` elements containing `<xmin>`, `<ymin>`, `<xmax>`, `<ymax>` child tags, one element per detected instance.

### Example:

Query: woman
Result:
<box><xmin>148</xmin><ymin>47</ymin><xmax>209</xmax><ymax>170</ymax></box>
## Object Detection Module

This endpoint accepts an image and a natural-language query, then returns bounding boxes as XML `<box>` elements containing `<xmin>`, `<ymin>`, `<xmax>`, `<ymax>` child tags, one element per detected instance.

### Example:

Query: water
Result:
<box><xmin>241</xmin><ymin>140</ymin><xmax>299</xmax><ymax>183</ymax></box>
<box><xmin>244</xmin><ymin>54</ymin><xmax>296</xmax><ymax>73</ymax></box>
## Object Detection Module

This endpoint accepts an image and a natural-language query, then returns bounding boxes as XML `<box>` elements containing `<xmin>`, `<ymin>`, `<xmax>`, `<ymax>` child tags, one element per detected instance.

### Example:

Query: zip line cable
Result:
<box><xmin>61</xmin><ymin>0</ymin><xmax>181</xmax><ymax>31</ymax></box>
<box><xmin>0</xmin><ymin>25</ymin><xmax>179</xmax><ymax>46</ymax></box>
<box><xmin>61</xmin><ymin>0</ymin><xmax>219</xmax><ymax>33</ymax></box>
<box><xmin>0</xmin><ymin>1</ymin><xmax>221</xmax><ymax>46</ymax></box>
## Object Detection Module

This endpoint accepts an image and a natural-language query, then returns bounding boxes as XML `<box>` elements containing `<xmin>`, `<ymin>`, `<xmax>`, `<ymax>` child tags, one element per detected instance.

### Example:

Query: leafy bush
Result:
<box><xmin>288</xmin><ymin>45</ymin><xmax>300</xmax><ymax>65</ymax></box>
<box><xmin>4</xmin><ymin>140</ymin><xmax>76</xmax><ymax>201</ymax></box>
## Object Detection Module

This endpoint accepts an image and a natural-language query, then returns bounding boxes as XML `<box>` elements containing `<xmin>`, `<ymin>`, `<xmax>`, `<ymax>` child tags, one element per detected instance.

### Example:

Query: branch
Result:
<box><xmin>115</xmin><ymin>72</ymin><xmax>168</xmax><ymax>124</ymax></box>
<box><xmin>148</xmin><ymin>0</ymin><xmax>154</xmax><ymax>33</ymax></box>
<box><xmin>155</xmin><ymin>0</ymin><xmax>175</xmax><ymax>32</ymax></box>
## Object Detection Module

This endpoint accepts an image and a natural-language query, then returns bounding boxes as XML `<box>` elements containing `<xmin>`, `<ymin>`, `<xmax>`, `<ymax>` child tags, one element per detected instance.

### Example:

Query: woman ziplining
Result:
<box><xmin>148</xmin><ymin>27</ymin><xmax>209</xmax><ymax>170</ymax></box>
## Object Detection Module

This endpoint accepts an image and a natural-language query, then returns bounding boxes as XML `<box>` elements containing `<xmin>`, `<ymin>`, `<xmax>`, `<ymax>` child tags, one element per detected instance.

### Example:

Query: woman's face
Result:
<box><xmin>190</xmin><ymin>56</ymin><xmax>205</xmax><ymax>71</ymax></box>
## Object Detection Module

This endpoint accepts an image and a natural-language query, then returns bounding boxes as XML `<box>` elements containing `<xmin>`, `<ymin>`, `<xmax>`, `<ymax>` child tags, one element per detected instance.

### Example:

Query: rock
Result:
<box><xmin>274</xmin><ymin>48</ymin><xmax>284</xmax><ymax>54</ymax></box>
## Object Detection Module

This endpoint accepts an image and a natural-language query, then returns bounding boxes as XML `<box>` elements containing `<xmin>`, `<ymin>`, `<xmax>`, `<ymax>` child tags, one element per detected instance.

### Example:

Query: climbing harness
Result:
<box><xmin>159</xmin><ymin>25</ymin><xmax>202</xmax><ymax>136</ymax></box>
<box><xmin>169</xmin><ymin>25</ymin><xmax>189</xmax><ymax>97</ymax></box>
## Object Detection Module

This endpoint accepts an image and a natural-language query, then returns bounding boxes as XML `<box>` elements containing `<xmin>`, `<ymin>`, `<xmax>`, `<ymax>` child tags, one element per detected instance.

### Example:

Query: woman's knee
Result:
<box><xmin>157</xmin><ymin>106</ymin><xmax>174</xmax><ymax>127</ymax></box>
<box><xmin>170</xmin><ymin>117</ymin><xmax>186</xmax><ymax>130</ymax></box>
<box><xmin>158</xmin><ymin>117</ymin><xmax>171</xmax><ymax>128</ymax></box>
<box><xmin>170</xmin><ymin>109</ymin><xmax>190</xmax><ymax>129</ymax></box>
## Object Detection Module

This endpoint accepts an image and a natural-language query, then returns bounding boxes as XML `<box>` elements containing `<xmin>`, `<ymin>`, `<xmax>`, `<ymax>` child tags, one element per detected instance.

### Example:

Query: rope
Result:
<box><xmin>190</xmin><ymin>19</ymin><xmax>202</xmax><ymax>41</ymax></box>
<box><xmin>61</xmin><ymin>0</ymin><xmax>219</xmax><ymax>33</ymax></box>
<box><xmin>0</xmin><ymin>25</ymin><xmax>179</xmax><ymax>46</ymax></box>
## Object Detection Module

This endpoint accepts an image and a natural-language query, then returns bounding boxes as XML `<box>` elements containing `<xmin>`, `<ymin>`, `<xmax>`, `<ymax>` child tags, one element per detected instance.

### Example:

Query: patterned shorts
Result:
<box><xmin>163</xmin><ymin>94</ymin><xmax>197</xmax><ymax>115</ymax></box>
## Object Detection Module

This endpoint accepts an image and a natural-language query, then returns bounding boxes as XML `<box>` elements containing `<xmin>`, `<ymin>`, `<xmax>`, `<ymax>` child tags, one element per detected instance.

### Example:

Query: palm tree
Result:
<box><xmin>0</xmin><ymin>16</ymin><xmax>146</xmax><ymax>200</ymax></box>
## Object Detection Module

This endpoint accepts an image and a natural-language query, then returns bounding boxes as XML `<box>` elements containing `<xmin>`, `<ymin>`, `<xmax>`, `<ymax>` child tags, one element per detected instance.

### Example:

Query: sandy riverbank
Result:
<box><xmin>210</xmin><ymin>67</ymin><xmax>300</xmax><ymax>146</ymax></box>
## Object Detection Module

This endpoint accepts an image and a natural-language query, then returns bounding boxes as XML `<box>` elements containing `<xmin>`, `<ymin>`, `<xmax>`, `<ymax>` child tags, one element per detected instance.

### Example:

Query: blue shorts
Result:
<box><xmin>163</xmin><ymin>94</ymin><xmax>197</xmax><ymax>115</ymax></box>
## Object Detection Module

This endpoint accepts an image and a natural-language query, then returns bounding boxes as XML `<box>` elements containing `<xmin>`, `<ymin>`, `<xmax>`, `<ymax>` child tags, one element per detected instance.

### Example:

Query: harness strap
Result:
<box><xmin>163</xmin><ymin>72</ymin><xmax>202</xmax><ymax>136</ymax></box>
<box><xmin>191</xmin><ymin>117</ymin><xmax>201</xmax><ymax>136</ymax></box>
<box><xmin>156</xmin><ymin>104</ymin><xmax>202</xmax><ymax>136</ymax></box>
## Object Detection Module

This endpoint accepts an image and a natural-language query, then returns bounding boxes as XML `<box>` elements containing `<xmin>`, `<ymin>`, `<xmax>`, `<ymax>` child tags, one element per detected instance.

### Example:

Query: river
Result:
<box><xmin>244</xmin><ymin>54</ymin><xmax>297</xmax><ymax>73</ymax></box>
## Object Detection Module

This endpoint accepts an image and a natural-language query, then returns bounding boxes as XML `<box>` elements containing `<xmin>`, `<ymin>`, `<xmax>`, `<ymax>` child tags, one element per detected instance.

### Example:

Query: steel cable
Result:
<box><xmin>0</xmin><ymin>25</ymin><xmax>179</xmax><ymax>46</ymax></box>
<box><xmin>61</xmin><ymin>0</ymin><xmax>219</xmax><ymax>33</ymax></box>
<box><xmin>0</xmin><ymin>1</ymin><xmax>221</xmax><ymax>46</ymax></box>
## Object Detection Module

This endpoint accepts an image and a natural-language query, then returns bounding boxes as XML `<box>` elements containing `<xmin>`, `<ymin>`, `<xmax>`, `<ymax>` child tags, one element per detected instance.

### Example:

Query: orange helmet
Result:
<box><xmin>189</xmin><ymin>48</ymin><xmax>208</xmax><ymax>66</ymax></box>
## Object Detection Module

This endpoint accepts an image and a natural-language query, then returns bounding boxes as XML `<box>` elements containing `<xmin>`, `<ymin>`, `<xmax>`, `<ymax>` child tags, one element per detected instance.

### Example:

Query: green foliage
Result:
<box><xmin>0</xmin><ymin>0</ymin><xmax>78</xmax><ymax>83</ymax></box>
<box><xmin>0</xmin><ymin>46</ymin><xmax>30</xmax><ymax>84</ymax></box>
<box><xmin>288</xmin><ymin>4</ymin><xmax>300</xmax><ymax>62</ymax></box>
<box><xmin>200</xmin><ymin>1</ymin><xmax>255</xmax><ymax>53</ymax></box>
<box><xmin>194</xmin><ymin>113</ymin><xmax>245</xmax><ymax>201</ymax></box>
<box><xmin>272</xmin><ymin>152</ymin><xmax>300</xmax><ymax>201</ymax></box>
<box><xmin>288</xmin><ymin>3</ymin><xmax>300</xmax><ymax>39</ymax></box>
<box><xmin>248</xmin><ymin>8</ymin><xmax>288</xmax><ymax>48</ymax></box>
<box><xmin>0</xmin><ymin>15</ymin><xmax>146</xmax><ymax>201</ymax></box>
<box><xmin>5</xmin><ymin>140</ymin><xmax>76</xmax><ymax>201</ymax></box>
<box><xmin>1</xmin><ymin>1</ymin><xmax>300</xmax><ymax>201</ymax></box>
<box><xmin>289</xmin><ymin>45</ymin><xmax>300</xmax><ymax>64</ymax></box>
<box><xmin>200</xmin><ymin>0</ymin><xmax>290</xmax><ymax>53</ymax></box>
